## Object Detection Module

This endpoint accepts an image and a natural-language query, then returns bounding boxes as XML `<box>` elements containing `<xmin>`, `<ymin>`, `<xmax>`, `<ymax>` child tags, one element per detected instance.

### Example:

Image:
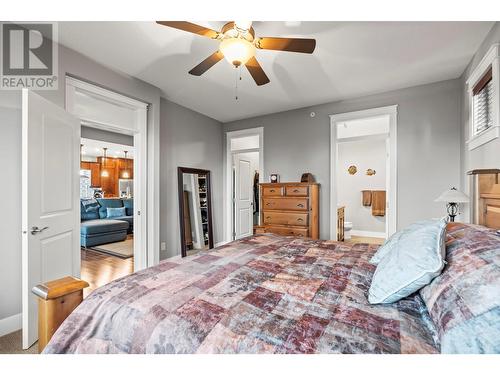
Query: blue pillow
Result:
<box><xmin>370</xmin><ymin>219</ymin><xmax>445</xmax><ymax>265</ymax></box>
<box><xmin>106</xmin><ymin>207</ymin><xmax>126</xmax><ymax>218</ymax></box>
<box><xmin>81</xmin><ymin>198</ymin><xmax>99</xmax><ymax>212</ymax></box>
<box><xmin>368</xmin><ymin>218</ymin><xmax>447</xmax><ymax>304</ymax></box>
<box><xmin>96</xmin><ymin>198</ymin><xmax>123</xmax><ymax>219</ymax></box>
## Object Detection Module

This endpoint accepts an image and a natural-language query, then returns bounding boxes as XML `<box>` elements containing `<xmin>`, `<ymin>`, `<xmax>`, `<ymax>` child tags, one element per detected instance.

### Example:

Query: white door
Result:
<box><xmin>233</xmin><ymin>154</ymin><xmax>254</xmax><ymax>239</ymax></box>
<box><xmin>22</xmin><ymin>89</ymin><xmax>80</xmax><ymax>349</ymax></box>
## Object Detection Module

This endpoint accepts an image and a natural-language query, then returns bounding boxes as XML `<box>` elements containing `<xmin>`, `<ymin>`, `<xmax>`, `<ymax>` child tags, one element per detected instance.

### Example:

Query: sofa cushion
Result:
<box><xmin>368</xmin><ymin>218</ymin><xmax>447</xmax><ymax>304</ymax></box>
<box><xmin>113</xmin><ymin>216</ymin><xmax>133</xmax><ymax>226</ymax></box>
<box><xmin>96</xmin><ymin>198</ymin><xmax>123</xmax><ymax>219</ymax></box>
<box><xmin>81</xmin><ymin>219</ymin><xmax>129</xmax><ymax>235</ymax></box>
<box><xmin>123</xmin><ymin>199</ymin><xmax>134</xmax><ymax>216</ymax></box>
<box><xmin>419</xmin><ymin>223</ymin><xmax>500</xmax><ymax>353</ymax></box>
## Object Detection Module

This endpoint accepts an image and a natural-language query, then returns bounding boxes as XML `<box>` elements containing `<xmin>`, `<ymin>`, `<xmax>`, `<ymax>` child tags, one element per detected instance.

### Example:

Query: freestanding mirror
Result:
<box><xmin>178</xmin><ymin>167</ymin><xmax>214</xmax><ymax>257</ymax></box>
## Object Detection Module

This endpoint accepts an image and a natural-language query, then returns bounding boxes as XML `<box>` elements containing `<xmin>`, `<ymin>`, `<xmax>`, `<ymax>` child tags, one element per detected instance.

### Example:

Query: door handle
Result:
<box><xmin>31</xmin><ymin>226</ymin><xmax>49</xmax><ymax>235</ymax></box>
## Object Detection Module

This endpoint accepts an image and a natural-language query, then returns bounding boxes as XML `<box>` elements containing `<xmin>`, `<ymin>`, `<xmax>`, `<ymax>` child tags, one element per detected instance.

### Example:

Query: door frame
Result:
<box><xmin>65</xmin><ymin>76</ymin><xmax>151</xmax><ymax>271</ymax></box>
<box><xmin>224</xmin><ymin>127</ymin><xmax>264</xmax><ymax>243</ymax></box>
<box><xmin>329</xmin><ymin>105</ymin><xmax>398</xmax><ymax>240</ymax></box>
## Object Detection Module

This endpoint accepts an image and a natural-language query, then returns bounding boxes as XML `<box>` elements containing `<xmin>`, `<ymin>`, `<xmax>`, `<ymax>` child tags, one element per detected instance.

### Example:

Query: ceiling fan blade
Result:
<box><xmin>156</xmin><ymin>21</ymin><xmax>220</xmax><ymax>39</ymax></box>
<box><xmin>255</xmin><ymin>37</ymin><xmax>316</xmax><ymax>54</ymax></box>
<box><xmin>189</xmin><ymin>51</ymin><xmax>224</xmax><ymax>76</ymax></box>
<box><xmin>245</xmin><ymin>56</ymin><xmax>270</xmax><ymax>86</ymax></box>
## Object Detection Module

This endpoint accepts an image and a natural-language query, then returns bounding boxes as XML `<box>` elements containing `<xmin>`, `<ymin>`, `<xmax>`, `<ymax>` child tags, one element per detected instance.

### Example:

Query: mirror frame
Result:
<box><xmin>177</xmin><ymin>167</ymin><xmax>214</xmax><ymax>257</ymax></box>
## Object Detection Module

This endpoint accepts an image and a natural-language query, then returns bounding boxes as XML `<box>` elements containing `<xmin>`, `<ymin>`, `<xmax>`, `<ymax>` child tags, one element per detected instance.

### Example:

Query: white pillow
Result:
<box><xmin>368</xmin><ymin>218</ymin><xmax>447</xmax><ymax>304</ymax></box>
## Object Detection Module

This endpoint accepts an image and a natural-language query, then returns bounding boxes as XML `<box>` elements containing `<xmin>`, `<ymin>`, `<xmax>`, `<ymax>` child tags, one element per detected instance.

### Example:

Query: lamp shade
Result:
<box><xmin>435</xmin><ymin>187</ymin><xmax>469</xmax><ymax>203</ymax></box>
<box><xmin>219</xmin><ymin>37</ymin><xmax>255</xmax><ymax>67</ymax></box>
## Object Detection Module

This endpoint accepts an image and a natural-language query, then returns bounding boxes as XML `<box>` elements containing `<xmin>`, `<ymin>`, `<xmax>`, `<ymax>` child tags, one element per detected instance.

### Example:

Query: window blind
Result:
<box><xmin>473</xmin><ymin>67</ymin><xmax>493</xmax><ymax>135</ymax></box>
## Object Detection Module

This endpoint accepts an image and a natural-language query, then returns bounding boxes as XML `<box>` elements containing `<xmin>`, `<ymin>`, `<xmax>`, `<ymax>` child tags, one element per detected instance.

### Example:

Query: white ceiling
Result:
<box><xmin>58</xmin><ymin>21</ymin><xmax>493</xmax><ymax>122</ymax></box>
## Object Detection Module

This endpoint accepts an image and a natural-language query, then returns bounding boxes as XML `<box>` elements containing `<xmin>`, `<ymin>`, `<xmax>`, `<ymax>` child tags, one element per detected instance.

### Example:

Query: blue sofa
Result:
<box><xmin>80</xmin><ymin>198</ymin><xmax>133</xmax><ymax>247</ymax></box>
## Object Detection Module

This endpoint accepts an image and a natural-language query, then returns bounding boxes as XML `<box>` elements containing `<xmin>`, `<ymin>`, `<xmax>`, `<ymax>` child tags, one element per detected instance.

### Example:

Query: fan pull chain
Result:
<box><xmin>234</xmin><ymin>65</ymin><xmax>243</xmax><ymax>101</ymax></box>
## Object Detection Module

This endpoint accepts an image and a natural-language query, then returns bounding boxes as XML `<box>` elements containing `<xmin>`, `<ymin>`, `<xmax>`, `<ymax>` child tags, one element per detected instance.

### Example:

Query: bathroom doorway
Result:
<box><xmin>330</xmin><ymin>106</ymin><xmax>397</xmax><ymax>242</ymax></box>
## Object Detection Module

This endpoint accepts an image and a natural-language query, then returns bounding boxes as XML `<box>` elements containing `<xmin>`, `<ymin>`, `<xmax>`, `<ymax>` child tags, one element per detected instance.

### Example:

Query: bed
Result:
<box><xmin>43</xmin><ymin>223</ymin><xmax>499</xmax><ymax>354</ymax></box>
<box><xmin>45</xmin><ymin>235</ymin><xmax>435</xmax><ymax>353</ymax></box>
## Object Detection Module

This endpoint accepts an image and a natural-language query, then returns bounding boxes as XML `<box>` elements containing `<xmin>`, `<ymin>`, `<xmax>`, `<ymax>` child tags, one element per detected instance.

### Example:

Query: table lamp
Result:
<box><xmin>435</xmin><ymin>187</ymin><xmax>469</xmax><ymax>222</ymax></box>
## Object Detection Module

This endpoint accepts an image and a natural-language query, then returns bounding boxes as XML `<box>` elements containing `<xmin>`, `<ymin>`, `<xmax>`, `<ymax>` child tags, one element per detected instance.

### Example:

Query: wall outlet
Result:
<box><xmin>160</xmin><ymin>242</ymin><xmax>166</xmax><ymax>251</ymax></box>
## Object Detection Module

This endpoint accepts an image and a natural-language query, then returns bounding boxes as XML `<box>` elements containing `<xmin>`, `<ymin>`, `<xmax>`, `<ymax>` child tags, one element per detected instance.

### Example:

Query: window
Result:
<box><xmin>466</xmin><ymin>44</ymin><xmax>499</xmax><ymax>151</ymax></box>
<box><xmin>472</xmin><ymin>67</ymin><xmax>493</xmax><ymax>135</ymax></box>
<box><xmin>80</xmin><ymin>169</ymin><xmax>92</xmax><ymax>199</ymax></box>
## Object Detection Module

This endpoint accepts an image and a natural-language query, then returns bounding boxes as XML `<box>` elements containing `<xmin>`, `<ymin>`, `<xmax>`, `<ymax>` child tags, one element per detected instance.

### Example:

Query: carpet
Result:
<box><xmin>90</xmin><ymin>235</ymin><xmax>133</xmax><ymax>259</ymax></box>
<box><xmin>0</xmin><ymin>330</ymin><xmax>38</xmax><ymax>354</ymax></box>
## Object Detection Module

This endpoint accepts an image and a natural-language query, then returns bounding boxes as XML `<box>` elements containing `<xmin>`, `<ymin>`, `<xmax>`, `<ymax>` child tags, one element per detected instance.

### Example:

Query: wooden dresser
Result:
<box><xmin>260</xmin><ymin>182</ymin><xmax>319</xmax><ymax>239</ymax></box>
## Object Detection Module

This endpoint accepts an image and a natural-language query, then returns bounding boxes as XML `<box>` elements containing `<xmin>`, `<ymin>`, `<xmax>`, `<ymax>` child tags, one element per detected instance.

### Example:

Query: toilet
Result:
<box><xmin>344</xmin><ymin>222</ymin><xmax>353</xmax><ymax>240</ymax></box>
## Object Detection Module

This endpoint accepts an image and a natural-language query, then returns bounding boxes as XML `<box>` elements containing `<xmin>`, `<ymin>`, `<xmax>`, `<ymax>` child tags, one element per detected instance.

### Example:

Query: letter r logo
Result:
<box><xmin>2</xmin><ymin>23</ymin><xmax>53</xmax><ymax>76</ymax></box>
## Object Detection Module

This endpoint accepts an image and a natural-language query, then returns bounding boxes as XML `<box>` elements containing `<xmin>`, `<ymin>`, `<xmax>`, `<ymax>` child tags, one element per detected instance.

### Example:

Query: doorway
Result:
<box><xmin>330</xmin><ymin>106</ymin><xmax>397</xmax><ymax>242</ymax></box>
<box><xmin>66</xmin><ymin>76</ymin><xmax>149</xmax><ymax>272</ymax></box>
<box><xmin>79</xmin><ymin>136</ymin><xmax>135</xmax><ymax>295</ymax></box>
<box><xmin>225</xmin><ymin>128</ymin><xmax>264</xmax><ymax>242</ymax></box>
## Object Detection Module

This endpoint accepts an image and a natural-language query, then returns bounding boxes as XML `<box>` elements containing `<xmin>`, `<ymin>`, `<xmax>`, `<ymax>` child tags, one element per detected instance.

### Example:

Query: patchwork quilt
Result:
<box><xmin>44</xmin><ymin>235</ymin><xmax>438</xmax><ymax>354</ymax></box>
<box><xmin>420</xmin><ymin>223</ymin><xmax>500</xmax><ymax>353</ymax></box>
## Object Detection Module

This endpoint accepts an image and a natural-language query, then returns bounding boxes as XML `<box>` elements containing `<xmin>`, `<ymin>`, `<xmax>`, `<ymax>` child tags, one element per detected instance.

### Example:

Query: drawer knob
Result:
<box><xmin>266</xmin><ymin>202</ymin><xmax>272</xmax><ymax>206</ymax></box>
<box><xmin>297</xmin><ymin>203</ymin><xmax>304</xmax><ymax>208</ymax></box>
<box><xmin>297</xmin><ymin>218</ymin><xmax>303</xmax><ymax>222</ymax></box>
<box><xmin>266</xmin><ymin>216</ymin><xmax>271</xmax><ymax>219</ymax></box>
<box><xmin>293</xmin><ymin>189</ymin><xmax>299</xmax><ymax>193</ymax></box>
<box><xmin>270</xmin><ymin>189</ymin><xmax>275</xmax><ymax>192</ymax></box>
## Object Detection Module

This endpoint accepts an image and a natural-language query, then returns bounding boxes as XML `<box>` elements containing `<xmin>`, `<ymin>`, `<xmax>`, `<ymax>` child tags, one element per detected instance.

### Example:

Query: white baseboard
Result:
<box><xmin>215</xmin><ymin>240</ymin><xmax>230</xmax><ymax>248</ymax></box>
<box><xmin>350</xmin><ymin>230</ymin><xmax>386</xmax><ymax>239</ymax></box>
<box><xmin>0</xmin><ymin>313</ymin><xmax>22</xmax><ymax>337</ymax></box>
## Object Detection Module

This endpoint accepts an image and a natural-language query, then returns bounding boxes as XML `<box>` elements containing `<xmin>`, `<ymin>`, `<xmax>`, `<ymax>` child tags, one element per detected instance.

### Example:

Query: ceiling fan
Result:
<box><xmin>156</xmin><ymin>21</ymin><xmax>316</xmax><ymax>86</ymax></box>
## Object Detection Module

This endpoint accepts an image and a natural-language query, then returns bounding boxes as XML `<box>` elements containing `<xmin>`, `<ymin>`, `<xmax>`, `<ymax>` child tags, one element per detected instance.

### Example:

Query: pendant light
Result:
<box><xmin>120</xmin><ymin>150</ymin><xmax>130</xmax><ymax>179</ymax></box>
<box><xmin>101</xmin><ymin>147</ymin><xmax>109</xmax><ymax>177</ymax></box>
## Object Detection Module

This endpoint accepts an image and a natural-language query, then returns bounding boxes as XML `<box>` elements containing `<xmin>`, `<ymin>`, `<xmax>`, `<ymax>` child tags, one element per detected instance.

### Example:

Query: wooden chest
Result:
<box><xmin>260</xmin><ymin>182</ymin><xmax>319</xmax><ymax>239</ymax></box>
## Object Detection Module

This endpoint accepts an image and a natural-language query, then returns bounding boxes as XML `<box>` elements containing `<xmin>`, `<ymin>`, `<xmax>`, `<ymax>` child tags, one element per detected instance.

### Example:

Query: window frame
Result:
<box><xmin>466</xmin><ymin>44</ymin><xmax>500</xmax><ymax>151</ymax></box>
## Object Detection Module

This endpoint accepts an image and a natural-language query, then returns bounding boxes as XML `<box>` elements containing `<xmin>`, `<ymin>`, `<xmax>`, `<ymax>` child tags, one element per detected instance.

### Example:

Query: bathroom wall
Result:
<box><xmin>337</xmin><ymin>137</ymin><xmax>387</xmax><ymax>235</ymax></box>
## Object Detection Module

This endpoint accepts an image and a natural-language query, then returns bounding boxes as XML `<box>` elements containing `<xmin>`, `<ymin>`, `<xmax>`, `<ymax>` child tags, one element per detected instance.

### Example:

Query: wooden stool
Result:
<box><xmin>32</xmin><ymin>276</ymin><xmax>89</xmax><ymax>353</ymax></box>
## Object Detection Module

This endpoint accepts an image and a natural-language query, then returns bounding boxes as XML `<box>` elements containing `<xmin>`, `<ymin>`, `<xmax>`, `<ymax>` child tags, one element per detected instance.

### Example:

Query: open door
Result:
<box><xmin>22</xmin><ymin>89</ymin><xmax>80</xmax><ymax>349</ymax></box>
<box><xmin>233</xmin><ymin>154</ymin><xmax>253</xmax><ymax>239</ymax></box>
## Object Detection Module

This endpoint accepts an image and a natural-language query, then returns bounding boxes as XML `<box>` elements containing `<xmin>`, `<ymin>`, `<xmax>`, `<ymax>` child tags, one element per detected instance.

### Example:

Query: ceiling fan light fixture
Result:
<box><xmin>234</xmin><ymin>20</ymin><xmax>252</xmax><ymax>32</ymax></box>
<box><xmin>219</xmin><ymin>37</ymin><xmax>255</xmax><ymax>67</ymax></box>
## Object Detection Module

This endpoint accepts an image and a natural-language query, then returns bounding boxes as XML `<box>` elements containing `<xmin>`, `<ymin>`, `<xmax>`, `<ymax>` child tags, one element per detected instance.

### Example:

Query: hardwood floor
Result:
<box><xmin>345</xmin><ymin>235</ymin><xmax>385</xmax><ymax>245</ymax></box>
<box><xmin>80</xmin><ymin>249</ymin><xmax>134</xmax><ymax>297</ymax></box>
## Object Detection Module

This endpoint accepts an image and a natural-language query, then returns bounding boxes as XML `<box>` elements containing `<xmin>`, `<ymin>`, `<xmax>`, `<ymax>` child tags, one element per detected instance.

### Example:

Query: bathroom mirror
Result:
<box><xmin>177</xmin><ymin>167</ymin><xmax>214</xmax><ymax>257</ymax></box>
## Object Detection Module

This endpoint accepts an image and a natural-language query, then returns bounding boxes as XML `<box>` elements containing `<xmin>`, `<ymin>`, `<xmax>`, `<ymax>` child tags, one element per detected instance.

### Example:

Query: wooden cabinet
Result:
<box><xmin>81</xmin><ymin>157</ymin><xmax>133</xmax><ymax>197</ymax></box>
<box><xmin>260</xmin><ymin>182</ymin><xmax>319</xmax><ymax>239</ymax></box>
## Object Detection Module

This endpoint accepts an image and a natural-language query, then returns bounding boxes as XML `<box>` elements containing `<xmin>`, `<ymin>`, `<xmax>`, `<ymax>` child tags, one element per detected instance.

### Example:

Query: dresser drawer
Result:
<box><xmin>262</xmin><ymin>186</ymin><xmax>283</xmax><ymax>196</ymax></box>
<box><xmin>285</xmin><ymin>186</ymin><xmax>308</xmax><ymax>196</ymax></box>
<box><xmin>263</xmin><ymin>198</ymin><xmax>308</xmax><ymax>211</ymax></box>
<box><xmin>263</xmin><ymin>211</ymin><xmax>308</xmax><ymax>226</ymax></box>
<box><xmin>266</xmin><ymin>226</ymin><xmax>309</xmax><ymax>238</ymax></box>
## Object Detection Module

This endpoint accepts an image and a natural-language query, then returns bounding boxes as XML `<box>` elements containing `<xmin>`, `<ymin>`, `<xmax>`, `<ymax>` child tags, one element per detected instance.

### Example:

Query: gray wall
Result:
<box><xmin>337</xmin><ymin>138</ymin><xmax>386</xmax><ymax>234</ymax></box>
<box><xmin>460</xmin><ymin>22</ymin><xmax>500</xmax><ymax>220</ymax></box>
<box><xmin>224</xmin><ymin>79</ymin><xmax>462</xmax><ymax>239</ymax></box>
<box><xmin>0</xmin><ymin>104</ymin><xmax>22</xmax><ymax>320</ymax></box>
<box><xmin>81</xmin><ymin>125</ymin><xmax>134</xmax><ymax>146</ymax></box>
<box><xmin>0</xmin><ymin>43</ymin><xmax>162</xmax><ymax>322</ymax></box>
<box><xmin>160</xmin><ymin>98</ymin><xmax>223</xmax><ymax>259</ymax></box>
